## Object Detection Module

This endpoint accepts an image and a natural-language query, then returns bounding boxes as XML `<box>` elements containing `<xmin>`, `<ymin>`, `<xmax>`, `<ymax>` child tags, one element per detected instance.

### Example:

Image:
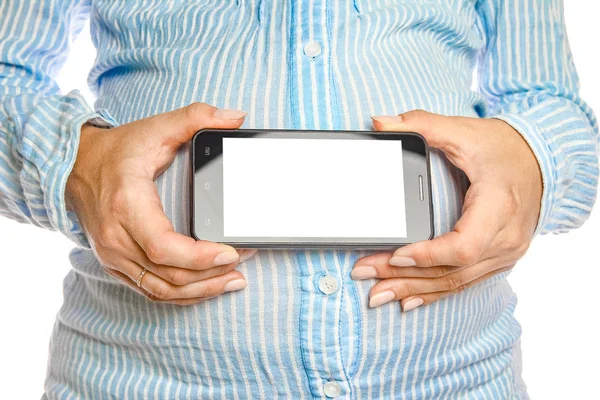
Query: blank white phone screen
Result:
<box><xmin>222</xmin><ymin>137</ymin><xmax>407</xmax><ymax>238</ymax></box>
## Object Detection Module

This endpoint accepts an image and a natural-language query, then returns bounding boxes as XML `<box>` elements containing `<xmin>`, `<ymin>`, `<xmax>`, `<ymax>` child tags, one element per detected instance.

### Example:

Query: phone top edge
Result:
<box><xmin>194</xmin><ymin>128</ymin><xmax>428</xmax><ymax>138</ymax></box>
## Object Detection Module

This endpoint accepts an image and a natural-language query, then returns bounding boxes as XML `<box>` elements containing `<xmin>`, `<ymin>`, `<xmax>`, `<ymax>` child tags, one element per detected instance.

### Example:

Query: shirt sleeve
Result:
<box><xmin>0</xmin><ymin>0</ymin><xmax>118</xmax><ymax>248</ymax></box>
<box><xmin>475</xmin><ymin>0</ymin><xmax>599</xmax><ymax>236</ymax></box>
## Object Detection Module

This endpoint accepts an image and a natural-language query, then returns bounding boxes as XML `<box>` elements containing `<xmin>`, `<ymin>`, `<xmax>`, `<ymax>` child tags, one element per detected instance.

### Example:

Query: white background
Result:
<box><xmin>1</xmin><ymin>3</ymin><xmax>598</xmax><ymax>399</ymax></box>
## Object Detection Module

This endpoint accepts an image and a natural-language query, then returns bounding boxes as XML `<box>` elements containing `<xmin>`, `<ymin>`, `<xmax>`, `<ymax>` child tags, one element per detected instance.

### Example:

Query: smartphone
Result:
<box><xmin>190</xmin><ymin>129</ymin><xmax>433</xmax><ymax>249</ymax></box>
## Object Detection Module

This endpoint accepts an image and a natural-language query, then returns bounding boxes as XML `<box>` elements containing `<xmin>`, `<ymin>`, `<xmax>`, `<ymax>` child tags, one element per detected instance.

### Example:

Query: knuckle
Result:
<box><xmin>167</xmin><ymin>268</ymin><xmax>191</xmax><ymax>286</ymax></box>
<box><xmin>146</xmin><ymin>239</ymin><xmax>167</xmax><ymax>264</ymax></box>
<box><xmin>516</xmin><ymin>240</ymin><xmax>531</xmax><ymax>257</ymax></box>
<box><xmin>185</xmin><ymin>102</ymin><xmax>200</xmax><ymax>118</ymax></box>
<box><xmin>443</xmin><ymin>274</ymin><xmax>463</xmax><ymax>291</ymax></box>
<box><xmin>408</xmin><ymin>109</ymin><xmax>427</xmax><ymax>119</ymax></box>
<box><xmin>414</xmin><ymin>245</ymin><xmax>436</xmax><ymax>267</ymax></box>
<box><xmin>431</xmin><ymin>265</ymin><xmax>450</xmax><ymax>277</ymax></box>
<box><xmin>399</xmin><ymin>280</ymin><xmax>415</xmax><ymax>297</ymax></box>
<box><xmin>96</xmin><ymin>226</ymin><xmax>120</xmax><ymax>250</ymax></box>
<box><xmin>108</xmin><ymin>190</ymin><xmax>129</xmax><ymax>215</ymax></box>
<box><xmin>509</xmin><ymin>232</ymin><xmax>531</xmax><ymax>257</ymax></box>
<box><xmin>152</xmin><ymin>284</ymin><xmax>172</xmax><ymax>300</ymax></box>
<box><xmin>386</xmin><ymin>267</ymin><xmax>402</xmax><ymax>278</ymax></box>
<box><xmin>426</xmin><ymin>252</ymin><xmax>440</xmax><ymax>268</ymax></box>
<box><xmin>445</xmin><ymin>141</ymin><xmax>471</xmax><ymax>164</ymax></box>
<box><xmin>185</xmin><ymin>102</ymin><xmax>209</xmax><ymax>121</ymax></box>
<box><xmin>409</xmin><ymin>109</ymin><xmax>434</xmax><ymax>134</ymax></box>
<box><xmin>196</xmin><ymin>284</ymin><xmax>217</xmax><ymax>298</ymax></box>
<box><xmin>454</xmin><ymin>243</ymin><xmax>482</xmax><ymax>266</ymax></box>
<box><xmin>502</xmin><ymin>188</ymin><xmax>521</xmax><ymax>212</ymax></box>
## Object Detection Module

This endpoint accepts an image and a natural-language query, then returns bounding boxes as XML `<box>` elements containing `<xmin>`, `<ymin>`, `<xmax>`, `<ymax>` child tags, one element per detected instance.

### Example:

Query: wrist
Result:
<box><xmin>65</xmin><ymin>123</ymin><xmax>106</xmax><ymax>212</ymax></box>
<box><xmin>492</xmin><ymin>114</ymin><xmax>547</xmax><ymax>236</ymax></box>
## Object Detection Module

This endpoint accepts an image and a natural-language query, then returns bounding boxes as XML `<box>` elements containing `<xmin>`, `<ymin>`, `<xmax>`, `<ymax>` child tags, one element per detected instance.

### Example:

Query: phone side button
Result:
<box><xmin>418</xmin><ymin>175</ymin><xmax>424</xmax><ymax>201</ymax></box>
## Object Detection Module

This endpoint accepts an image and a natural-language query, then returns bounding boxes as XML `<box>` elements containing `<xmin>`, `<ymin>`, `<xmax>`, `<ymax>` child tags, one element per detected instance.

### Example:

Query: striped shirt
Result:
<box><xmin>1</xmin><ymin>0</ymin><xmax>598</xmax><ymax>399</ymax></box>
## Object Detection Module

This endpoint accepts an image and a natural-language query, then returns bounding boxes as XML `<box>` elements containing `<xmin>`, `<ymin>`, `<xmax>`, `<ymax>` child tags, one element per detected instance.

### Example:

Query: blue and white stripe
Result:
<box><xmin>1</xmin><ymin>0</ymin><xmax>597</xmax><ymax>399</ymax></box>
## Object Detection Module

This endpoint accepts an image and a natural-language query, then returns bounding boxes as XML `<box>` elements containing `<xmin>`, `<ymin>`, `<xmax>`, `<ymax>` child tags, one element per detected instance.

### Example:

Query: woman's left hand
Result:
<box><xmin>352</xmin><ymin>110</ymin><xmax>543</xmax><ymax>311</ymax></box>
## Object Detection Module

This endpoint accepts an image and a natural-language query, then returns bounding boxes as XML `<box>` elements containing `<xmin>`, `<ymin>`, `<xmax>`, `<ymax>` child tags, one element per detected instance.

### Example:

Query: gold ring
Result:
<box><xmin>136</xmin><ymin>268</ymin><xmax>148</xmax><ymax>288</ymax></box>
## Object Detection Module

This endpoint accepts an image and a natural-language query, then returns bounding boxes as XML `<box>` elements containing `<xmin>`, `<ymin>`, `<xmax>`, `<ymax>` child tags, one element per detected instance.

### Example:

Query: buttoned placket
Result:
<box><xmin>290</xmin><ymin>0</ymin><xmax>353</xmax><ymax>396</ymax></box>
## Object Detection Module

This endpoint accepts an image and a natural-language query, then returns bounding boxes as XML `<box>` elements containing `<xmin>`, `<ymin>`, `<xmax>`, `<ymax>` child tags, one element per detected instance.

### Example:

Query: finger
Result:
<box><xmin>387</xmin><ymin>185</ymin><xmax>504</xmax><ymax>268</ymax></box>
<box><xmin>103</xmin><ymin>267</ymin><xmax>214</xmax><ymax>306</ymax></box>
<box><xmin>113</xmin><ymin>258</ymin><xmax>247</xmax><ymax>300</ymax></box>
<box><xmin>138</xmin><ymin>257</ymin><xmax>239</xmax><ymax>286</ymax></box>
<box><xmin>367</xmin><ymin>258</ymin><xmax>508</xmax><ymax>308</ymax></box>
<box><xmin>142</xmin><ymin>268</ymin><xmax>247</xmax><ymax>301</ymax></box>
<box><xmin>149</xmin><ymin>102</ymin><xmax>247</xmax><ymax>147</ymax></box>
<box><xmin>118</xmin><ymin>182</ymin><xmax>240</xmax><ymax>270</ymax></box>
<box><xmin>137</xmin><ymin>249</ymin><xmax>255</xmax><ymax>286</ymax></box>
<box><xmin>399</xmin><ymin>266</ymin><xmax>514</xmax><ymax>312</ymax></box>
<box><xmin>371</xmin><ymin>110</ymin><xmax>480</xmax><ymax>173</ymax></box>
<box><xmin>120</xmin><ymin>231</ymin><xmax>248</xmax><ymax>285</ymax></box>
<box><xmin>351</xmin><ymin>251</ymin><xmax>462</xmax><ymax>280</ymax></box>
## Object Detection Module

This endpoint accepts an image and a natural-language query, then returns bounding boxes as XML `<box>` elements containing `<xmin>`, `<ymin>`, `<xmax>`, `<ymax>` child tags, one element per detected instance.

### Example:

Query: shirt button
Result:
<box><xmin>318</xmin><ymin>276</ymin><xmax>339</xmax><ymax>295</ymax></box>
<box><xmin>323</xmin><ymin>382</ymin><xmax>343</xmax><ymax>398</ymax></box>
<box><xmin>303</xmin><ymin>40</ymin><xmax>322</xmax><ymax>58</ymax></box>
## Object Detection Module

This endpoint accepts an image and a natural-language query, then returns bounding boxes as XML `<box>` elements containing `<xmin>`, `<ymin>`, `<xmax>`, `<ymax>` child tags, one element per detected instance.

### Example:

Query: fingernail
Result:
<box><xmin>351</xmin><ymin>266</ymin><xmax>377</xmax><ymax>280</ymax></box>
<box><xmin>213</xmin><ymin>251</ymin><xmax>239</xmax><ymax>266</ymax></box>
<box><xmin>239</xmin><ymin>249</ymin><xmax>257</xmax><ymax>263</ymax></box>
<box><xmin>371</xmin><ymin>115</ymin><xmax>403</xmax><ymax>124</ymax></box>
<box><xmin>369</xmin><ymin>290</ymin><xmax>396</xmax><ymax>308</ymax></box>
<box><xmin>214</xmin><ymin>108</ymin><xmax>247</xmax><ymax>120</ymax></box>
<box><xmin>402</xmin><ymin>297</ymin><xmax>424</xmax><ymax>312</ymax></box>
<box><xmin>224</xmin><ymin>279</ymin><xmax>247</xmax><ymax>292</ymax></box>
<box><xmin>389</xmin><ymin>256</ymin><xmax>417</xmax><ymax>267</ymax></box>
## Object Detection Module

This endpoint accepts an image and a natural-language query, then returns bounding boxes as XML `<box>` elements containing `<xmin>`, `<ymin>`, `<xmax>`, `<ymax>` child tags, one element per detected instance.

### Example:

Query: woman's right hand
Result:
<box><xmin>65</xmin><ymin>103</ymin><xmax>255</xmax><ymax>305</ymax></box>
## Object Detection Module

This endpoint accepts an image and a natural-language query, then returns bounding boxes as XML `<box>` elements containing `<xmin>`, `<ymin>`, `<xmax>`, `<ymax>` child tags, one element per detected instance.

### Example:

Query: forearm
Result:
<box><xmin>0</xmin><ymin>92</ymin><xmax>116</xmax><ymax>246</ymax></box>
<box><xmin>0</xmin><ymin>0</ymin><xmax>120</xmax><ymax>246</ymax></box>
<box><xmin>477</xmin><ymin>0</ymin><xmax>599</xmax><ymax>235</ymax></box>
<box><xmin>493</xmin><ymin>96</ymin><xmax>598</xmax><ymax>235</ymax></box>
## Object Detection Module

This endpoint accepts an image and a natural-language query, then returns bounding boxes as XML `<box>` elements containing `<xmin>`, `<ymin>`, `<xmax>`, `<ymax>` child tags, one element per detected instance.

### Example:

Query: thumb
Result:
<box><xmin>151</xmin><ymin>102</ymin><xmax>247</xmax><ymax>147</ymax></box>
<box><xmin>371</xmin><ymin>110</ymin><xmax>473</xmax><ymax>154</ymax></box>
